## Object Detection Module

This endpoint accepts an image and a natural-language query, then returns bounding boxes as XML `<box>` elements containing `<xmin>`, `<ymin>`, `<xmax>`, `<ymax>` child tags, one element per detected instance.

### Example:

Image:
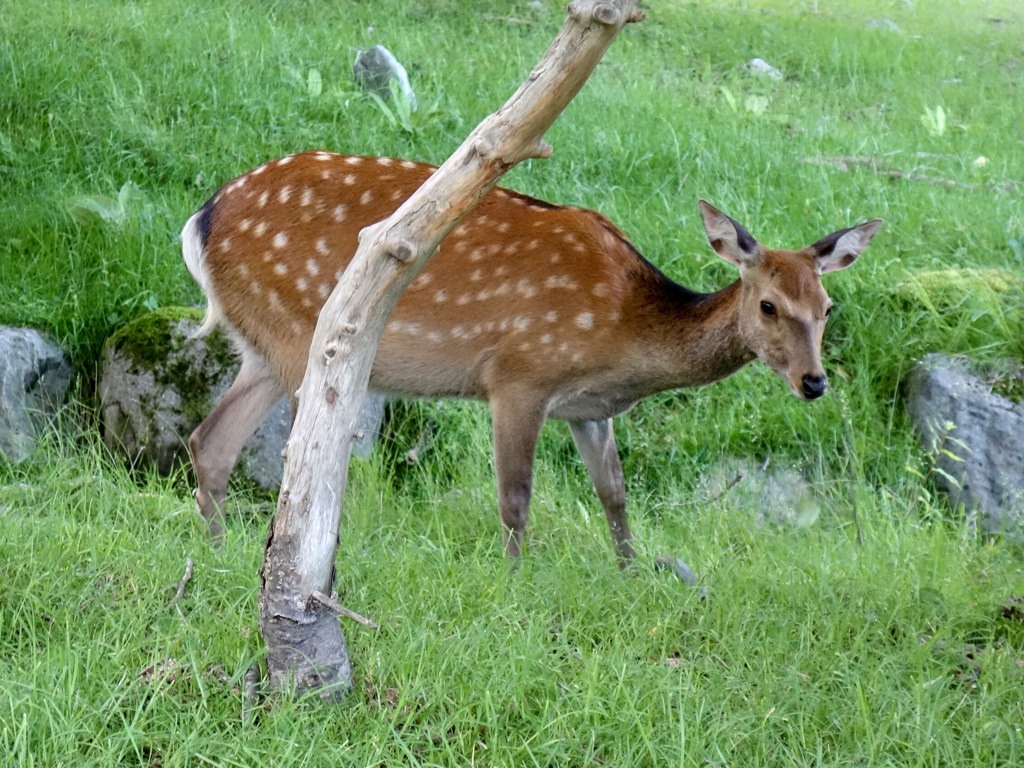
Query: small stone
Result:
<box><xmin>866</xmin><ymin>18</ymin><xmax>901</xmax><ymax>32</ymax></box>
<box><xmin>745</xmin><ymin>58</ymin><xmax>783</xmax><ymax>80</ymax></box>
<box><xmin>354</xmin><ymin>45</ymin><xmax>417</xmax><ymax>111</ymax></box>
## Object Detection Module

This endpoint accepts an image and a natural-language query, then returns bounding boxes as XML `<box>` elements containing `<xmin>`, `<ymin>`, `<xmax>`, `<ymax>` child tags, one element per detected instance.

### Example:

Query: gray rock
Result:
<box><xmin>99</xmin><ymin>308</ymin><xmax>384</xmax><ymax>490</ymax></box>
<box><xmin>0</xmin><ymin>327</ymin><xmax>74</xmax><ymax>462</ymax></box>
<box><xmin>354</xmin><ymin>45</ymin><xmax>417</xmax><ymax>111</ymax></box>
<box><xmin>906</xmin><ymin>354</ymin><xmax>1024</xmax><ymax>536</ymax></box>
<box><xmin>704</xmin><ymin>456</ymin><xmax>821</xmax><ymax>528</ymax></box>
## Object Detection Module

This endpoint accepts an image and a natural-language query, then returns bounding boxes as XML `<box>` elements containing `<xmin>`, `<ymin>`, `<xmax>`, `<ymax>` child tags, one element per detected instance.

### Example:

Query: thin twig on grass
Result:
<box><xmin>168</xmin><ymin>556</ymin><xmax>195</xmax><ymax>622</ymax></box>
<box><xmin>803</xmin><ymin>155</ymin><xmax>1022</xmax><ymax>193</ymax></box>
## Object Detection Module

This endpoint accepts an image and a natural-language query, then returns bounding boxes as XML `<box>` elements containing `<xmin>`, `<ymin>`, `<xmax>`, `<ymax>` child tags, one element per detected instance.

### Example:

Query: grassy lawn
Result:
<box><xmin>2</xmin><ymin>0</ymin><xmax>1023</xmax><ymax>765</ymax></box>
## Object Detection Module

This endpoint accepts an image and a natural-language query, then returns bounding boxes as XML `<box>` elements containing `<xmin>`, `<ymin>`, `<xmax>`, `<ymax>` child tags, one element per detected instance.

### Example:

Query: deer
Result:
<box><xmin>182</xmin><ymin>150</ymin><xmax>883</xmax><ymax>563</ymax></box>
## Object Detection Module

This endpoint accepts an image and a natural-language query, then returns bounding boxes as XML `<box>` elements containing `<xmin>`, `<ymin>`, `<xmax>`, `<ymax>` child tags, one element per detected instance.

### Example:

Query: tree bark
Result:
<box><xmin>258</xmin><ymin>0</ymin><xmax>644</xmax><ymax>699</ymax></box>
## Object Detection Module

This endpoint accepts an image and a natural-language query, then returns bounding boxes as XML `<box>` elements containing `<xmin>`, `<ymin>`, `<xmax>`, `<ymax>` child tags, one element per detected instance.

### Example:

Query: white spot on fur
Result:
<box><xmin>427</xmin><ymin>331</ymin><xmax>443</xmax><ymax>343</ymax></box>
<box><xmin>273</xmin><ymin>231</ymin><xmax>289</xmax><ymax>249</ymax></box>
<box><xmin>219</xmin><ymin>237</ymin><xmax>232</xmax><ymax>252</ymax></box>
<box><xmin>592</xmin><ymin>283</ymin><xmax>610</xmax><ymax>298</ymax></box>
<box><xmin>344</xmin><ymin>174</ymin><xmax>357</xmax><ymax>186</ymax></box>
<box><xmin>278</xmin><ymin>186</ymin><xmax>292</xmax><ymax>204</ymax></box>
<box><xmin>516</xmin><ymin>279</ymin><xmax>537</xmax><ymax>299</ymax></box>
<box><xmin>301</xmin><ymin>187</ymin><xmax>314</xmax><ymax>206</ymax></box>
<box><xmin>249</xmin><ymin>282</ymin><xmax>263</xmax><ymax>299</ymax></box>
<box><xmin>457</xmin><ymin>294</ymin><xmax>471</xmax><ymax>305</ymax></box>
<box><xmin>254</xmin><ymin>221</ymin><xmax>268</xmax><ymax>237</ymax></box>
<box><xmin>471</xmin><ymin>269</ymin><xmax>483</xmax><ymax>282</ymax></box>
<box><xmin>400</xmin><ymin>160</ymin><xmax>417</xmax><ymax>169</ymax></box>
<box><xmin>544</xmin><ymin>310</ymin><xmax>558</xmax><ymax>322</ymax></box>
<box><xmin>411</xmin><ymin>272</ymin><xmax>433</xmax><ymax>288</ymax></box>
<box><xmin>360</xmin><ymin>190</ymin><xmax>373</xmax><ymax>205</ymax></box>
<box><xmin>277</xmin><ymin>155</ymin><xmax>294</xmax><ymax>166</ymax></box>
<box><xmin>540</xmin><ymin>333</ymin><xmax>553</xmax><ymax>344</ymax></box>
<box><xmin>345</xmin><ymin>156</ymin><xmax>363</xmax><ymax>165</ymax></box>
<box><xmin>252</xmin><ymin>164</ymin><xmax>268</xmax><ymax>176</ymax></box>
<box><xmin>513</xmin><ymin>316</ymin><xmax>531</xmax><ymax>332</ymax></box>
<box><xmin>575</xmin><ymin>312</ymin><xmax>594</xmax><ymax>330</ymax></box>
<box><xmin>318</xmin><ymin>282</ymin><xmax>333</xmax><ymax>299</ymax></box>
<box><xmin>239</xmin><ymin>218</ymin><xmax>252</xmax><ymax>232</ymax></box>
<box><xmin>315</xmin><ymin>238</ymin><xmax>330</xmax><ymax>256</ymax></box>
<box><xmin>296</xmin><ymin>277</ymin><xmax>309</xmax><ymax>291</ymax></box>
<box><xmin>546</xmin><ymin>275</ymin><xmax>578</xmax><ymax>290</ymax></box>
<box><xmin>333</xmin><ymin>204</ymin><xmax>347</xmax><ymax>222</ymax></box>
<box><xmin>258</xmin><ymin>191</ymin><xmax>270</xmax><ymax>208</ymax></box>
<box><xmin>434</xmin><ymin>289</ymin><xmax>448</xmax><ymax>303</ymax></box>
<box><xmin>377</xmin><ymin>157</ymin><xmax>393</xmax><ymax>166</ymax></box>
<box><xmin>306</xmin><ymin>259</ymin><xmax>321</xmax><ymax>276</ymax></box>
<box><xmin>274</xmin><ymin>263</ymin><xmax>288</xmax><ymax>276</ymax></box>
<box><xmin>469</xmin><ymin>248</ymin><xmax>485</xmax><ymax>262</ymax></box>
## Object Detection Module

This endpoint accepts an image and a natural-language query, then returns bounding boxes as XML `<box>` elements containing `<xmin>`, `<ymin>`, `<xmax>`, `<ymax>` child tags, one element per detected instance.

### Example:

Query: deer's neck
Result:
<box><xmin>633</xmin><ymin>278</ymin><xmax>755</xmax><ymax>393</ymax></box>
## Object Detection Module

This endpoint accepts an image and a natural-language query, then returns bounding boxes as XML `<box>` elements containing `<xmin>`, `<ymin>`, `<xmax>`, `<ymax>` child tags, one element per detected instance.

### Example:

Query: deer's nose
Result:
<box><xmin>801</xmin><ymin>374</ymin><xmax>827</xmax><ymax>400</ymax></box>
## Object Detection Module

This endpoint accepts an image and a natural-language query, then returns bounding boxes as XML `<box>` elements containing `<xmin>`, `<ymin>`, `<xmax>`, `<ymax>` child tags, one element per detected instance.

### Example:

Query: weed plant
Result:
<box><xmin>2</xmin><ymin>0</ymin><xmax>1023</xmax><ymax>765</ymax></box>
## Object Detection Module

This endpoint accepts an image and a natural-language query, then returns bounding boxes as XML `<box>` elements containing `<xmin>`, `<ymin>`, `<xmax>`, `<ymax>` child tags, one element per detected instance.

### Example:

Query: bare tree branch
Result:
<box><xmin>258</xmin><ymin>0</ymin><xmax>643</xmax><ymax>698</ymax></box>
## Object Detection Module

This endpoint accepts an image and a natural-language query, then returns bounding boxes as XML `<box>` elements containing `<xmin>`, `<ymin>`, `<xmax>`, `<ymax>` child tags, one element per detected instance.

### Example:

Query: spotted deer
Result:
<box><xmin>183</xmin><ymin>150</ymin><xmax>882</xmax><ymax>558</ymax></box>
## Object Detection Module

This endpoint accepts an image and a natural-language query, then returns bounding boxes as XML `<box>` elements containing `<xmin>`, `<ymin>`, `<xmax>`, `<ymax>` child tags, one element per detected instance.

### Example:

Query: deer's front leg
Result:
<box><xmin>489</xmin><ymin>393</ymin><xmax>547</xmax><ymax>559</ymax></box>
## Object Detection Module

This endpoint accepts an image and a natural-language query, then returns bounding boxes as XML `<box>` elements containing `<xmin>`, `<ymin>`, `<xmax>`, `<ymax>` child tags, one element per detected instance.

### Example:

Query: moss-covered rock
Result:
<box><xmin>98</xmin><ymin>308</ymin><xmax>385</xmax><ymax>496</ymax></box>
<box><xmin>98</xmin><ymin>307</ymin><xmax>292</xmax><ymax>489</ymax></box>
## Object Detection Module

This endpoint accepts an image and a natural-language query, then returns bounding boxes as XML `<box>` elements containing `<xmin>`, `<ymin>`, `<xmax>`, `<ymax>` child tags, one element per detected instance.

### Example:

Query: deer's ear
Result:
<box><xmin>808</xmin><ymin>218</ymin><xmax>884</xmax><ymax>273</ymax></box>
<box><xmin>698</xmin><ymin>199</ymin><xmax>761</xmax><ymax>268</ymax></box>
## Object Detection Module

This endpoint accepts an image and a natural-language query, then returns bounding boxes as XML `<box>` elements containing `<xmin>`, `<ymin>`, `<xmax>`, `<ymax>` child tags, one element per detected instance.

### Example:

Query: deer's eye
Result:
<box><xmin>760</xmin><ymin>301</ymin><xmax>776</xmax><ymax>316</ymax></box>
<box><xmin>825</xmin><ymin>305</ymin><xmax>833</xmax><ymax>318</ymax></box>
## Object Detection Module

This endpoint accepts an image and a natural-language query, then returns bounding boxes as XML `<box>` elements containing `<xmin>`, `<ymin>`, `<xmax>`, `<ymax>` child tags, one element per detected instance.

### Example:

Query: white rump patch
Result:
<box><xmin>181</xmin><ymin>210</ymin><xmax>224</xmax><ymax>339</ymax></box>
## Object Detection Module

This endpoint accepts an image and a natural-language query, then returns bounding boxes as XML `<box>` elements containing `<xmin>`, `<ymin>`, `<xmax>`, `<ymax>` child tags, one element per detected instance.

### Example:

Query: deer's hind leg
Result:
<box><xmin>189</xmin><ymin>353</ymin><xmax>285</xmax><ymax>542</ymax></box>
<box><xmin>568</xmin><ymin>418</ymin><xmax>636</xmax><ymax>562</ymax></box>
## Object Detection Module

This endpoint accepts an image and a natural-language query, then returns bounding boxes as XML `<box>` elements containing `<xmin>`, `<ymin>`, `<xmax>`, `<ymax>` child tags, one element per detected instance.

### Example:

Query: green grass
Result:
<box><xmin>2</xmin><ymin>0</ymin><xmax>1023</xmax><ymax>765</ymax></box>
